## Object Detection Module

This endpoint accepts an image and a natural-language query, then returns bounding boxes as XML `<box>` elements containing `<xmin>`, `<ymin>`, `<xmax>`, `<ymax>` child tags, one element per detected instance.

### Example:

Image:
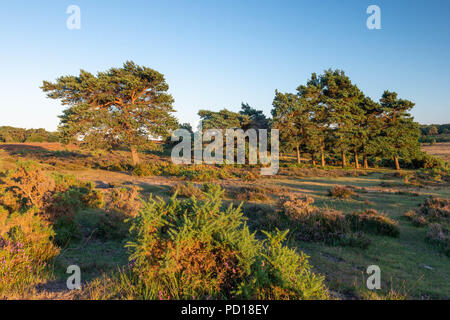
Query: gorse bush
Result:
<box><xmin>116</xmin><ymin>188</ymin><xmax>329</xmax><ymax>300</ymax></box>
<box><xmin>0</xmin><ymin>208</ymin><xmax>60</xmax><ymax>296</ymax></box>
<box><xmin>0</xmin><ymin>161</ymin><xmax>55</xmax><ymax>213</ymax></box>
<box><xmin>0</xmin><ymin>162</ymin><xmax>105</xmax><ymax>247</ymax></box>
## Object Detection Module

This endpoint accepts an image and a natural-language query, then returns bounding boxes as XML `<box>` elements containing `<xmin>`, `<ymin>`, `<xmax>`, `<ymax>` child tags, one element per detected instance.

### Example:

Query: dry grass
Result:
<box><xmin>421</xmin><ymin>142</ymin><xmax>450</xmax><ymax>161</ymax></box>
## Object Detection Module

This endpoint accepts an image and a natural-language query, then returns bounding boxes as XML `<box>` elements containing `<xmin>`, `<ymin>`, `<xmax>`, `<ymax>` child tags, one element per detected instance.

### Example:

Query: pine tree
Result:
<box><xmin>41</xmin><ymin>61</ymin><xmax>177</xmax><ymax>165</ymax></box>
<box><xmin>377</xmin><ymin>91</ymin><xmax>421</xmax><ymax>170</ymax></box>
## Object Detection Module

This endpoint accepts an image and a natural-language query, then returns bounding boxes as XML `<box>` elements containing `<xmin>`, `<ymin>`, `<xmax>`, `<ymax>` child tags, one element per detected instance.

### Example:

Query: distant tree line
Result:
<box><xmin>0</xmin><ymin>126</ymin><xmax>59</xmax><ymax>143</ymax></box>
<box><xmin>419</xmin><ymin>124</ymin><xmax>450</xmax><ymax>143</ymax></box>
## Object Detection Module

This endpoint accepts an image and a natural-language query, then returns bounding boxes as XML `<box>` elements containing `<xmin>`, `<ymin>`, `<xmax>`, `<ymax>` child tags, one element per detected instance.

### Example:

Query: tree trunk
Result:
<box><xmin>131</xmin><ymin>146</ymin><xmax>140</xmax><ymax>166</ymax></box>
<box><xmin>341</xmin><ymin>151</ymin><xmax>346</xmax><ymax>168</ymax></box>
<box><xmin>363</xmin><ymin>154</ymin><xmax>369</xmax><ymax>169</ymax></box>
<box><xmin>394</xmin><ymin>156</ymin><xmax>400</xmax><ymax>170</ymax></box>
<box><xmin>320</xmin><ymin>146</ymin><xmax>326</xmax><ymax>167</ymax></box>
<box><xmin>296</xmin><ymin>145</ymin><xmax>301</xmax><ymax>164</ymax></box>
<box><xmin>311</xmin><ymin>152</ymin><xmax>316</xmax><ymax>166</ymax></box>
<box><xmin>354</xmin><ymin>149</ymin><xmax>360</xmax><ymax>169</ymax></box>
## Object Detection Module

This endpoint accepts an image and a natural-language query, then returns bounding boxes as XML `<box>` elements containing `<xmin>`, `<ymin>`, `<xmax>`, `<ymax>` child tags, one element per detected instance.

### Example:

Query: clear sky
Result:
<box><xmin>0</xmin><ymin>0</ymin><xmax>449</xmax><ymax>131</ymax></box>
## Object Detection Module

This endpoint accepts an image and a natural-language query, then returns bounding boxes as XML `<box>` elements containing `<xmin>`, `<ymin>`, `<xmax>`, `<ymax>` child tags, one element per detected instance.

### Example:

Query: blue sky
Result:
<box><xmin>0</xmin><ymin>0</ymin><xmax>449</xmax><ymax>131</ymax></box>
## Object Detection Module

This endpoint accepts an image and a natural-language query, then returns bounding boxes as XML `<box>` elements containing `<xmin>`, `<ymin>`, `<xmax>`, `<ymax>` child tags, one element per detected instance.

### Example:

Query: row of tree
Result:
<box><xmin>41</xmin><ymin>62</ymin><xmax>425</xmax><ymax>170</ymax></box>
<box><xmin>271</xmin><ymin>70</ymin><xmax>421</xmax><ymax>170</ymax></box>
<box><xmin>0</xmin><ymin>126</ymin><xmax>59</xmax><ymax>143</ymax></box>
<box><xmin>197</xmin><ymin>70</ymin><xmax>422</xmax><ymax>170</ymax></box>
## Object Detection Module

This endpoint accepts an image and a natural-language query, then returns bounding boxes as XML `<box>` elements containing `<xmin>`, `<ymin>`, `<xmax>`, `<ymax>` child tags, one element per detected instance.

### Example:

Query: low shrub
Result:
<box><xmin>418</xmin><ymin>197</ymin><xmax>450</xmax><ymax>222</ymax></box>
<box><xmin>328</xmin><ymin>186</ymin><xmax>356</xmax><ymax>199</ymax></box>
<box><xmin>106</xmin><ymin>187</ymin><xmax>141</xmax><ymax>217</ymax></box>
<box><xmin>425</xmin><ymin>223</ymin><xmax>450</xmax><ymax>256</ymax></box>
<box><xmin>347</xmin><ymin>209</ymin><xmax>400</xmax><ymax>237</ymax></box>
<box><xmin>0</xmin><ymin>208</ymin><xmax>60</xmax><ymax>296</ymax></box>
<box><xmin>0</xmin><ymin>161</ymin><xmax>55</xmax><ymax>213</ymax></box>
<box><xmin>228</xmin><ymin>185</ymin><xmax>271</xmax><ymax>202</ymax></box>
<box><xmin>131</xmin><ymin>163</ymin><xmax>162</xmax><ymax>177</ymax></box>
<box><xmin>279</xmin><ymin>194</ymin><xmax>315</xmax><ymax>220</ymax></box>
<box><xmin>170</xmin><ymin>182</ymin><xmax>203</xmax><ymax>199</ymax></box>
<box><xmin>278</xmin><ymin>194</ymin><xmax>369</xmax><ymax>247</ymax></box>
<box><xmin>403</xmin><ymin>211</ymin><xmax>427</xmax><ymax>227</ymax></box>
<box><xmin>115</xmin><ymin>189</ymin><xmax>329</xmax><ymax>300</ymax></box>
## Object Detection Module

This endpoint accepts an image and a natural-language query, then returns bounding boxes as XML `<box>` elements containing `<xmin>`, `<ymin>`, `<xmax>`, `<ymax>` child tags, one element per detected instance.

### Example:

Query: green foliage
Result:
<box><xmin>171</xmin><ymin>182</ymin><xmax>203</xmax><ymax>198</ymax></box>
<box><xmin>198</xmin><ymin>109</ymin><xmax>251</xmax><ymax>131</ymax></box>
<box><xmin>53</xmin><ymin>215</ymin><xmax>81</xmax><ymax>246</ymax></box>
<box><xmin>0</xmin><ymin>126</ymin><xmax>58</xmax><ymax>143</ymax></box>
<box><xmin>271</xmin><ymin>70</ymin><xmax>425</xmax><ymax>170</ymax></box>
<box><xmin>119</xmin><ymin>188</ymin><xmax>329</xmax><ymax>300</ymax></box>
<box><xmin>41</xmin><ymin>61</ymin><xmax>178</xmax><ymax>164</ymax></box>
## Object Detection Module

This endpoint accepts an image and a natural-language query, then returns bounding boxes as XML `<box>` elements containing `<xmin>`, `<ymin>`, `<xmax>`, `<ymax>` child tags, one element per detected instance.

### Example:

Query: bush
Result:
<box><xmin>53</xmin><ymin>215</ymin><xmax>82</xmax><ymax>246</ymax></box>
<box><xmin>403</xmin><ymin>211</ymin><xmax>427</xmax><ymax>227</ymax></box>
<box><xmin>131</xmin><ymin>163</ymin><xmax>162</xmax><ymax>177</ymax></box>
<box><xmin>0</xmin><ymin>163</ymin><xmax>104</xmax><ymax>246</ymax></box>
<box><xmin>347</xmin><ymin>209</ymin><xmax>400</xmax><ymax>237</ymax></box>
<box><xmin>418</xmin><ymin>197</ymin><xmax>450</xmax><ymax>222</ymax></box>
<box><xmin>50</xmin><ymin>182</ymin><xmax>103</xmax><ymax>213</ymax></box>
<box><xmin>96</xmin><ymin>210</ymin><xmax>130</xmax><ymax>240</ymax></box>
<box><xmin>170</xmin><ymin>182</ymin><xmax>203</xmax><ymax>199</ymax></box>
<box><xmin>228</xmin><ymin>185</ymin><xmax>270</xmax><ymax>202</ymax></box>
<box><xmin>201</xmin><ymin>183</ymin><xmax>223</xmax><ymax>195</ymax></box>
<box><xmin>106</xmin><ymin>187</ymin><xmax>141</xmax><ymax>217</ymax></box>
<box><xmin>279</xmin><ymin>194</ymin><xmax>315</xmax><ymax>220</ymax></box>
<box><xmin>278</xmin><ymin>194</ymin><xmax>369</xmax><ymax>248</ymax></box>
<box><xmin>425</xmin><ymin>223</ymin><xmax>450</xmax><ymax>256</ymax></box>
<box><xmin>117</xmin><ymin>189</ymin><xmax>329</xmax><ymax>300</ymax></box>
<box><xmin>0</xmin><ymin>208</ymin><xmax>60</xmax><ymax>296</ymax></box>
<box><xmin>328</xmin><ymin>186</ymin><xmax>356</xmax><ymax>199</ymax></box>
<box><xmin>0</xmin><ymin>161</ymin><xmax>55</xmax><ymax>213</ymax></box>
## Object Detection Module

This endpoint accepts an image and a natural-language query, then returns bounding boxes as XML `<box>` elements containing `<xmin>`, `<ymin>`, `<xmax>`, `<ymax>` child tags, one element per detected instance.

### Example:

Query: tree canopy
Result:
<box><xmin>41</xmin><ymin>61</ymin><xmax>177</xmax><ymax>164</ymax></box>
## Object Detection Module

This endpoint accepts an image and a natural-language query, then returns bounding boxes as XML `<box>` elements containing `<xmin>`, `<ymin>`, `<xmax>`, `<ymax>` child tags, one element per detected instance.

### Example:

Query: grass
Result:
<box><xmin>260</xmin><ymin>174</ymin><xmax>449</xmax><ymax>299</ymax></box>
<box><xmin>1</xmin><ymin>142</ymin><xmax>449</xmax><ymax>299</ymax></box>
<box><xmin>44</xmin><ymin>170</ymin><xmax>450</xmax><ymax>299</ymax></box>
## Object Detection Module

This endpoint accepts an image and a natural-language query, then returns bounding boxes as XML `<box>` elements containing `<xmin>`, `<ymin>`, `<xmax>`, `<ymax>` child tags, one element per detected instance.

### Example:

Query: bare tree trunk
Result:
<box><xmin>363</xmin><ymin>153</ymin><xmax>369</xmax><ymax>169</ymax></box>
<box><xmin>354</xmin><ymin>149</ymin><xmax>360</xmax><ymax>169</ymax></box>
<box><xmin>296</xmin><ymin>145</ymin><xmax>301</xmax><ymax>164</ymax></box>
<box><xmin>320</xmin><ymin>145</ymin><xmax>326</xmax><ymax>167</ymax></box>
<box><xmin>341</xmin><ymin>151</ymin><xmax>346</xmax><ymax>168</ymax></box>
<box><xmin>311</xmin><ymin>152</ymin><xmax>316</xmax><ymax>166</ymax></box>
<box><xmin>131</xmin><ymin>146</ymin><xmax>140</xmax><ymax>166</ymax></box>
<box><xmin>394</xmin><ymin>156</ymin><xmax>400</xmax><ymax>170</ymax></box>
